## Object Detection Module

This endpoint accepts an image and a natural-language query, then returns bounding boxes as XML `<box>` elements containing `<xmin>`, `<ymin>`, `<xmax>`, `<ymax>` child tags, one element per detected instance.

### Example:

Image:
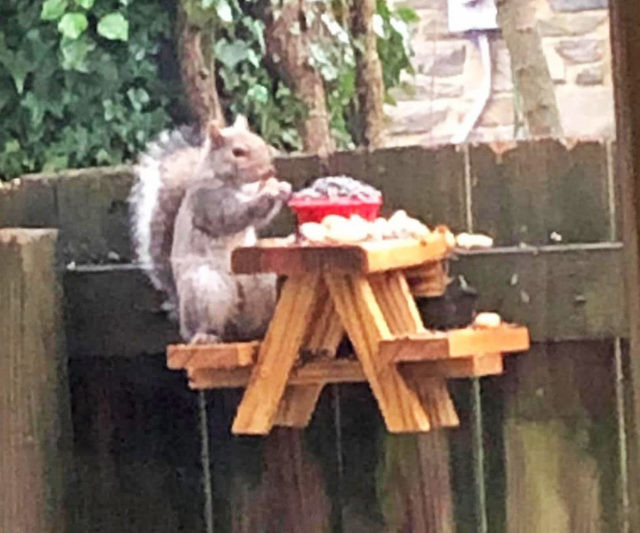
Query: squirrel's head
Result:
<box><xmin>201</xmin><ymin>115</ymin><xmax>277</xmax><ymax>185</ymax></box>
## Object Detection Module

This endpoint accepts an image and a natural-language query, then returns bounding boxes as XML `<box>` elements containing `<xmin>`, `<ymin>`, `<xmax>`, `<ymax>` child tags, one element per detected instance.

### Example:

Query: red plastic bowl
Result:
<box><xmin>288</xmin><ymin>197</ymin><xmax>382</xmax><ymax>224</ymax></box>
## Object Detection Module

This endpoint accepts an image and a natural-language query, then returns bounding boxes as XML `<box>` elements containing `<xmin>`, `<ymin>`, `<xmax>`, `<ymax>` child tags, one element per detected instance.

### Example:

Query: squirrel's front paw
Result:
<box><xmin>263</xmin><ymin>178</ymin><xmax>292</xmax><ymax>201</ymax></box>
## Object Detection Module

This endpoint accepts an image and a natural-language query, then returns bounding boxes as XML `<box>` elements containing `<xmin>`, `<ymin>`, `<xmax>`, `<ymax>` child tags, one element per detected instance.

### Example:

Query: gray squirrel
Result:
<box><xmin>129</xmin><ymin>115</ymin><xmax>291</xmax><ymax>344</ymax></box>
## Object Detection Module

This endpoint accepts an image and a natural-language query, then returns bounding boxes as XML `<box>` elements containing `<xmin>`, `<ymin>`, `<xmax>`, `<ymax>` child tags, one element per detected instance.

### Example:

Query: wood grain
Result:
<box><xmin>0</xmin><ymin>229</ymin><xmax>71</xmax><ymax>533</ymax></box>
<box><xmin>325</xmin><ymin>274</ymin><xmax>432</xmax><ymax>432</ymax></box>
<box><xmin>275</xmin><ymin>283</ymin><xmax>345</xmax><ymax>427</ymax></box>
<box><xmin>369</xmin><ymin>270</ymin><xmax>458</xmax><ymax>428</ymax></box>
<box><xmin>380</xmin><ymin>325</ymin><xmax>530</xmax><ymax>363</ymax></box>
<box><xmin>166</xmin><ymin>341</ymin><xmax>259</xmax><ymax>370</ymax></box>
<box><xmin>232</xmin><ymin>274</ymin><xmax>321</xmax><ymax>434</ymax></box>
<box><xmin>231</xmin><ymin>237</ymin><xmax>449</xmax><ymax>275</ymax></box>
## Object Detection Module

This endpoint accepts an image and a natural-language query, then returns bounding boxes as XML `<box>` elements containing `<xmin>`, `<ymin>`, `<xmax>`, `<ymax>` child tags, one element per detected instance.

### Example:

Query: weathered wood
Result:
<box><xmin>370</xmin><ymin>270</ymin><xmax>456</xmax><ymax>532</ymax></box>
<box><xmin>450</xmin><ymin>244</ymin><xmax>626</xmax><ymax>342</ymax></box>
<box><xmin>231</xmin><ymin>237</ymin><xmax>449</xmax><ymax>276</ymax></box>
<box><xmin>0</xmin><ymin>167</ymin><xmax>134</xmax><ymax>264</ymax></box>
<box><xmin>232</xmin><ymin>274</ymin><xmax>321</xmax><ymax>434</ymax></box>
<box><xmin>64</xmin><ymin>245</ymin><xmax>625</xmax><ymax>359</ymax></box>
<box><xmin>67</xmin><ymin>356</ymin><xmax>206</xmax><ymax>533</ymax></box>
<box><xmin>470</xmin><ymin>141</ymin><xmax>610</xmax><ymax>246</ymax></box>
<box><xmin>496</xmin><ymin>342</ymin><xmax>621</xmax><ymax>532</ymax></box>
<box><xmin>611</xmin><ymin>2</ymin><xmax>640</xmax><ymax>529</ymax></box>
<box><xmin>0</xmin><ymin>229</ymin><xmax>72</xmax><ymax>533</ymax></box>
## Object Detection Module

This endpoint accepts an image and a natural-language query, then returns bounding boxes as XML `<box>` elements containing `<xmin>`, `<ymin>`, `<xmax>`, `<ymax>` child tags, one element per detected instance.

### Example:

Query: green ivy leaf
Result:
<box><xmin>127</xmin><ymin>87</ymin><xmax>150</xmax><ymax>111</ymax></box>
<box><xmin>247</xmin><ymin>84</ymin><xmax>268</xmax><ymax>104</ymax></box>
<box><xmin>41</xmin><ymin>0</ymin><xmax>68</xmax><ymax>21</ymax></box>
<box><xmin>97</xmin><ymin>12</ymin><xmax>129</xmax><ymax>41</ymax></box>
<box><xmin>58</xmin><ymin>13</ymin><xmax>88</xmax><ymax>39</ymax></box>
<box><xmin>75</xmin><ymin>0</ymin><xmax>95</xmax><ymax>9</ymax></box>
<box><xmin>215</xmin><ymin>0</ymin><xmax>233</xmax><ymax>23</ymax></box>
<box><xmin>60</xmin><ymin>36</ymin><xmax>94</xmax><ymax>72</ymax></box>
<box><xmin>215</xmin><ymin>40</ymin><xmax>249</xmax><ymax>69</ymax></box>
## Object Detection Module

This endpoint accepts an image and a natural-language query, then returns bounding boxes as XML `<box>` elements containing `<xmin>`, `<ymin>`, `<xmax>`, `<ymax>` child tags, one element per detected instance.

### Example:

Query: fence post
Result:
<box><xmin>0</xmin><ymin>228</ymin><xmax>72</xmax><ymax>533</ymax></box>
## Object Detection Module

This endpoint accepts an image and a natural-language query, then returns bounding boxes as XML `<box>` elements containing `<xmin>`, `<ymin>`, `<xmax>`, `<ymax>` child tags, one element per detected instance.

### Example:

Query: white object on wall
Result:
<box><xmin>447</xmin><ymin>0</ymin><xmax>498</xmax><ymax>32</ymax></box>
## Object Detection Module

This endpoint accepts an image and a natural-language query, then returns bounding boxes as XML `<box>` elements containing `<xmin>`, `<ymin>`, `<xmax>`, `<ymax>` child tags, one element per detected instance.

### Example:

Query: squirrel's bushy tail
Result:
<box><xmin>129</xmin><ymin>125</ymin><xmax>202</xmax><ymax>315</ymax></box>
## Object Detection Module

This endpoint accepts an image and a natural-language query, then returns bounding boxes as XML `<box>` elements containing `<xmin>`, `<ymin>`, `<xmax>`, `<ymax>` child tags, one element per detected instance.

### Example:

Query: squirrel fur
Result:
<box><xmin>129</xmin><ymin>115</ymin><xmax>291</xmax><ymax>343</ymax></box>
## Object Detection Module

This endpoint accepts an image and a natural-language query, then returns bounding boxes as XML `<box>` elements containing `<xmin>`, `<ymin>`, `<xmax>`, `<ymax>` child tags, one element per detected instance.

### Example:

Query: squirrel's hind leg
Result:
<box><xmin>176</xmin><ymin>265</ymin><xmax>238</xmax><ymax>344</ymax></box>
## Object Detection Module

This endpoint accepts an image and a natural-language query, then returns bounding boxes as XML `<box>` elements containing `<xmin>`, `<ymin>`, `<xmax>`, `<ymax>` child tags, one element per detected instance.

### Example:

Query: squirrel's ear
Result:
<box><xmin>208</xmin><ymin>120</ymin><xmax>225</xmax><ymax>147</ymax></box>
<box><xmin>233</xmin><ymin>115</ymin><xmax>249</xmax><ymax>130</ymax></box>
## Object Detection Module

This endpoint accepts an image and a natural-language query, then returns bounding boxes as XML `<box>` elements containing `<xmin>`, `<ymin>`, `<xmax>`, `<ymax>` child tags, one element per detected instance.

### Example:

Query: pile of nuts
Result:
<box><xmin>298</xmin><ymin>210</ymin><xmax>437</xmax><ymax>244</ymax></box>
<box><xmin>296</xmin><ymin>209</ymin><xmax>494</xmax><ymax>250</ymax></box>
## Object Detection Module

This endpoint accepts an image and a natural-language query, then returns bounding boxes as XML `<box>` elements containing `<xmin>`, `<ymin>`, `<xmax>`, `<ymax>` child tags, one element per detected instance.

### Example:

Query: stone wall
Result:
<box><xmin>385</xmin><ymin>0</ymin><xmax>613</xmax><ymax>145</ymax></box>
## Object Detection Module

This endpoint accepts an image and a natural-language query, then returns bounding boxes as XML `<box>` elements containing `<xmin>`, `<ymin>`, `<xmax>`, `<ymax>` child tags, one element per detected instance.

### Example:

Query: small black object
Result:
<box><xmin>417</xmin><ymin>275</ymin><xmax>478</xmax><ymax>331</ymax></box>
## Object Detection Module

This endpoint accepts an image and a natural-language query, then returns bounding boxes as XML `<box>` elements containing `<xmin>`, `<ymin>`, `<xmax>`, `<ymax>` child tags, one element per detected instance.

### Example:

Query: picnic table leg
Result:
<box><xmin>369</xmin><ymin>271</ymin><xmax>458</xmax><ymax>427</ymax></box>
<box><xmin>370</xmin><ymin>270</ymin><xmax>458</xmax><ymax>532</ymax></box>
<box><xmin>275</xmin><ymin>284</ymin><xmax>345</xmax><ymax>427</ymax></box>
<box><xmin>232</xmin><ymin>273</ymin><xmax>322</xmax><ymax>435</ymax></box>
<box><xmin>324</xmin><ymin>274</ymin><xmax>432</xmax><ymax>433</ymax></box>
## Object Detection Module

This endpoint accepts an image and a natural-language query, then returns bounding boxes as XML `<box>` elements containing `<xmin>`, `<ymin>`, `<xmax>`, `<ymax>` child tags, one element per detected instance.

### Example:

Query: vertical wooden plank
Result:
<box><xmin>207</xmin><ymin>388</ymin><xmax>335</xmax><ymax>533</ymax></box>
<box><xmin>67</xmin><ymin>356</ymin><xmax>206</xmax><ymax>533</ymax></box>
<box><xmin>0</xmin><ymin>229</ymin><xmax>72</xmax><ymax>533</ymax></box>
<box><xmin>492</xmin><ymin>342</ymin><xmax>621</xmax><ymax>533</ymax></box>
<box><xmin>365</xmin><ymin>146</ymin><xmax>467</xmax><ymax>230</ymax></box>
<box><xmin>369</xmin><ymin>270</ymin><xmax>457</xmax><ymax>532</ymax></box>
<box><xmin>470</xmin><ymin>141</ymin><xmax>610</xmax><ymax>246</ymax></box>
<box><xmin>610</xmin><ymin>1</ymin><xmax>640</xmax><ymax>529</ymax></box>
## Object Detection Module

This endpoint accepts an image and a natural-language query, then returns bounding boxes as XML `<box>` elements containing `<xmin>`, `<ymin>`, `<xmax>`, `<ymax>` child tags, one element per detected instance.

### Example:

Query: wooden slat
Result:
<box><xmin>275</xmin><ymin>283</ymin><xmax>345</xmax><ymax>428</ymax></box>
<box><xmin>404</xmin><ymin>354</ymin><xmax>503</xmax><ymax>379</ymax></box>
<box><xmin>231</xmin><ymin>237</ymin><xmax>449</xmax><ymax>276</ymax></box>
<box><xmin>190</xmin><ymin>359</ymin><xmax>364</xmax><ymax>389</ymax></box>
<box><xmin>325</xmin><ymin>274</ymin><xmax>432</xmax><ymax>432</ymax></box>
<box><xmin>166</xmin><ymin>342</ymin><xmax>259</xmax><ymax>370</ymax></box>
<box><xmin>405</xmin><ymin>261</ymin><xmax>449</xmax><ymax>297</ymax></box>
<box><xmin>232</xmin><ymin>274</ymin><xmax>321</xmax><ymax>435</ymax></box>
<box><xmin>188</xmin><ymin>354</ymin><xmax>504</xmax><ymax>389</ymax></box>
<box><xmin>63</xmin><ymin>245</ymin><xmax>625</xmax><ymax>359</ymax></box>
<box><xmin>380</xmin><ymin>325</ymin><xmax>530</xmax><ymax>363</ymax></box>
<box><xmin>369</xmin><ymin>271</ymin><xmax>459</xmax><ymax>429</ymax></box>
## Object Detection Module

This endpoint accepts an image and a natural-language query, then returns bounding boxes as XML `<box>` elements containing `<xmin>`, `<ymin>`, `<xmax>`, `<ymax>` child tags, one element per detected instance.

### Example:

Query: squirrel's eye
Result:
<box><xmin>232</xmin><ymin>147</ymin><xmax>247</xmax><ymax>157</ymax></box>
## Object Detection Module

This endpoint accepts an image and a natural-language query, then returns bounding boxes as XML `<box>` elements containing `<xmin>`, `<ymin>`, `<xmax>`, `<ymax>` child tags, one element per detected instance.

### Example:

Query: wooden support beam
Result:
<box><xmin>324</xmin><ymin>274</ymin><xmax>432</xmax><ymax>433</ymax></box>
<box><xmin>187</xmin><ymin>354</ymin><xmax>504</xmax><ymax>389</ymax></box>
<box><xmin>232</xmin><ymin>274</ymin><xmax>321</xmax><ymax>435</ymax></box>
<box><xmin>369</xmin><ymin>271</ymin><xmax>458</xmax><ymax>428</ymax></box>
<box><xmin>0</xmin><ymin>229</ymin><xmax>72</xmax><ymax>533</ymax></box>
<box><xmin>275</xmin><ymin>284</ymin><xmax>345</xmax><ymax>427</ymax></box>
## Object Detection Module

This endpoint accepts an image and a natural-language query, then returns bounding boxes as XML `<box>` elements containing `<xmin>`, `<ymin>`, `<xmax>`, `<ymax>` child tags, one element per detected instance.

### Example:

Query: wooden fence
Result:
<box><xmin>0</xmin><ymin>139</ymin><xmax>630</xmax><ymax>532</ymax></box>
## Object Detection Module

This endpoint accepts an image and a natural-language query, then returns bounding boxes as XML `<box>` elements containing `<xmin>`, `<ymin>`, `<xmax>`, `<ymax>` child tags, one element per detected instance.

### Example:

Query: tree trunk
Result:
<box><xmin>495</xmin><ymin>0</ymin><xmax>563</xmax><ymax>138</ymax></box>
<box><xmin>350</xmin><ymin>0</ymin><xmax>386</xmax><ymax>148</ymax></box>
<box><xmin>177</xmin><ymin>1</ymin><xmax>225</xmax><ymax>129</ymax></box>
<box><xmin>262</xmin><ymin>0</ymin><xmax>334</xmax><ymax>156</ymax></box>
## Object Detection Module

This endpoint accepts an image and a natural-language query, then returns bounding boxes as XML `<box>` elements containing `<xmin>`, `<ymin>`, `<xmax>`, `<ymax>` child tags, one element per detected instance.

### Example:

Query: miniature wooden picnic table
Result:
<box><xmin>167</xmin><ymin>234</ymin><xmax>530</xmax><ymax>435</ymax></box>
